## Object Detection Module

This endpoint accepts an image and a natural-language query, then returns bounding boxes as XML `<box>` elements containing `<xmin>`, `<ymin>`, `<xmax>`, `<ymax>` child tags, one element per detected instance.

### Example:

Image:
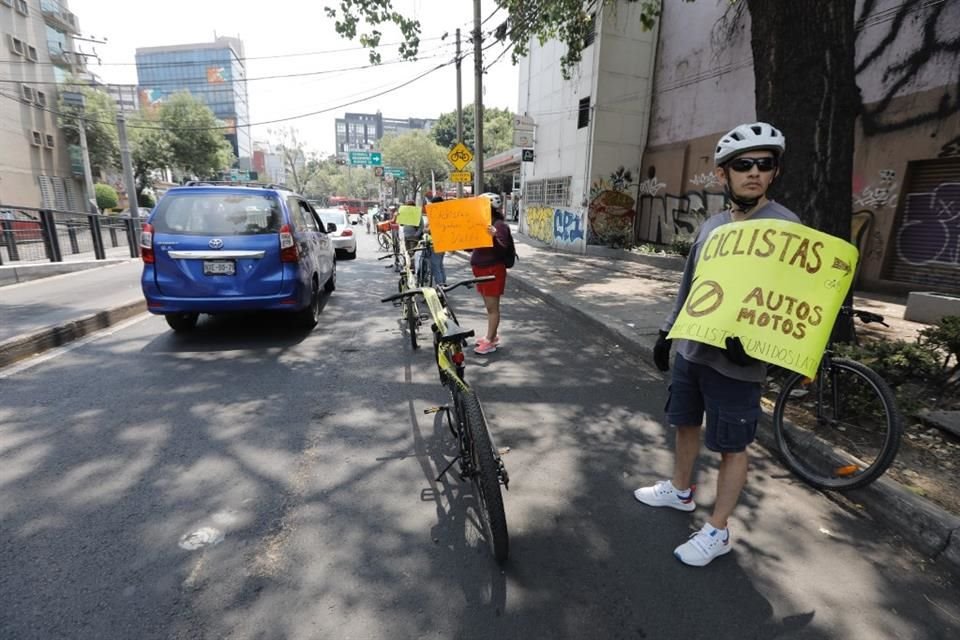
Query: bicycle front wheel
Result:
<box><xmin>377</xmin><ymin>232</ymin><xmax>390</xmax><ymax>251</ymax></box>
<box><xmin>458</xmin><ymin>389</ymin><xmax>509</xmax><ymax>563</ymax></box>
<box><xmin>405</xmin><ymin>298</ymin><xmax>419</xmax><ymax>350</ymax></box>
<box><xmin>773</xmin><ymin>357</ymin><xmax>902</xmax><ymax>491</ymax></box>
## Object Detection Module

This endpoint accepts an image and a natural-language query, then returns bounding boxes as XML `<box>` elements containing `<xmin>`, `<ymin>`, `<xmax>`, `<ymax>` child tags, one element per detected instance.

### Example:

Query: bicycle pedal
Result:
<box><xmin>423</xmin><ymin>405</ymin><xmax>448</xmax><ymax>415</ymax></box>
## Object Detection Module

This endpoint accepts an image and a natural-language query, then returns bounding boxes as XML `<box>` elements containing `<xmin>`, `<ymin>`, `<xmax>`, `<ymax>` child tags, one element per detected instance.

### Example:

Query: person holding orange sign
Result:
<box><xmin>470</xmin><ymin>202</ymin><xmax>515</xmax><ymax>355</ymax></box>
<box><xmin>634</xmin><ymin>122</ymin><xmax>803</xmax><ymax>567</ymax></box>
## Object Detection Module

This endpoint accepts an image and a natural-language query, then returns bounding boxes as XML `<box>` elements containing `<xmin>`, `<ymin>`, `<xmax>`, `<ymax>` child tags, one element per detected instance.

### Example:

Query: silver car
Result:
<box><xmin>316</xmin><ymin>208</ymin><xmax>357</xmax><ymax>259</ymax></box>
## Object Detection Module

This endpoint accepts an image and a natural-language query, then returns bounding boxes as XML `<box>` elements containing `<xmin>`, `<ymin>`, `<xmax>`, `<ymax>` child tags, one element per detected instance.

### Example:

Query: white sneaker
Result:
<box><xmin>633</xmin><ymin>480</ymin><xmax>696</xmax><ymax>512</ymax></box>
<box><xmin>673</xmin><ymin>523</ymin><xmax>732</xmax><ymax>567</ymax></box>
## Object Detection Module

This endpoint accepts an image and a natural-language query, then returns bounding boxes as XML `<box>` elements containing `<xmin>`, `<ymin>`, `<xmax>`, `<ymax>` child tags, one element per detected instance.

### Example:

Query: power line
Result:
<box><xmin>0</xmin><ymin>35</ymin><xmax>454</xmax><ymax>69</ymax></box>
<box><xmin>0</xmin><ymin>49</ymin><xmax>455</xmax><ymax>90</ymax></box>
<box><xmin>0</xmin><ymin>58</ymin><xmax>456</xmax><ymax>132</ymax></box>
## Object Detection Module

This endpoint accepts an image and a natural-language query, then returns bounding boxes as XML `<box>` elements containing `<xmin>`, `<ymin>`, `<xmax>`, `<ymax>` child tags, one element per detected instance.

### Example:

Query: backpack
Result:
<box><xmin>501</xmin><ymin>227</ymin><xmax>517</xmax><ymax>269</ymax></box>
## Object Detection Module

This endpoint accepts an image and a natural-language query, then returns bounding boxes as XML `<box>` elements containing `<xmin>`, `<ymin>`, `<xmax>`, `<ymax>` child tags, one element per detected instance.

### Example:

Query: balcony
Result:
<box><xmin>40</xmin><ymin>0</ymin><xmax>81</xmax><ymax>35</ymax></box>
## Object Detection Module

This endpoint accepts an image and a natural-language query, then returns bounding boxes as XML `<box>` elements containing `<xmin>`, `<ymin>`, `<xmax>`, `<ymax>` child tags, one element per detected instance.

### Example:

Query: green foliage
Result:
<box><xmin>432</xmin><ymin>106</ymin><xmax>515</xmax><ymax>159</ymax></box>
<box><xmin>918</xmin><ymin>315</ymin><xmax>960</xmax><ymax>380</ymax></box>
<box><xmin>380</xmin><ymin>130</ymin><xmax>448</xmax><ymax>199</ymax></box>
<box><xmin>670</xmin><ymin>238</ymin><xmax>692</xmax><ymax>257</ymax></box>
<box><xmin>158</xmin><ymin>92</ymin><xmax>236</xmax><ymax>178</ymax></box>
<box><xmin>325</xmin><ymin>0</ymin><xmax>674</xmax><ymax>80</ymax></box>
<box><xmin>59</xmin><ymin>85</ymin><xmax>119</xmax><ymax>175</ymax></box>
<box><xmin>835</xmin><ymin>339</ymin><xmax>943</xmax><ymax>387</ymax></box>
<box><xmin>138</xmin><ymin>191</ymin><xmax>156</xmax><ymax>208</ymax></box>
<box><xmin>94</xmin><ymin>183</ymin><xmax>118</xmax><ymax>212</ymax></box>
<box><xmin>129</xmin><ymin>114</ymin><xmax>173</xmax><ymax>196</ymax></box>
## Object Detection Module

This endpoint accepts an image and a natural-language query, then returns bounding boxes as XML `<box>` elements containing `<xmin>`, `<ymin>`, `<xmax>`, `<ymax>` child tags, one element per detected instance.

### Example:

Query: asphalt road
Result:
<box><xmin>1</xmin><ymin>229</ymin><xmax>958</xmax><ymax>639</ymax></box>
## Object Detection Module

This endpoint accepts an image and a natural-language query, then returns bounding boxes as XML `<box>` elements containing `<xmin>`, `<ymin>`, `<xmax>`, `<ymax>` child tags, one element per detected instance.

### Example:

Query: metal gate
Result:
<box><xmin>885</xmin><ymin>158</ymin><xmax>960</xmax><ymax>291</ymax></box>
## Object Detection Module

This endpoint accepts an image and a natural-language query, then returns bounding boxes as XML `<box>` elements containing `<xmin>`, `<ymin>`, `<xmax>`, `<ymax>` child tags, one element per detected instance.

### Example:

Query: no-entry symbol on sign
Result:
<box><xmin>685</xmin><ymin>280</ymin><xmax>724</xmax><ymax>317</ymax></box>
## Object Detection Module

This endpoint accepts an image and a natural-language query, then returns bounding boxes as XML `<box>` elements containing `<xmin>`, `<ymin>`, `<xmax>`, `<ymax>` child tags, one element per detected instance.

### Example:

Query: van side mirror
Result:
<box><xmin>326</xmin><ymin>222</ymin><xmax>337</xmax><ymax>233</ymax></box>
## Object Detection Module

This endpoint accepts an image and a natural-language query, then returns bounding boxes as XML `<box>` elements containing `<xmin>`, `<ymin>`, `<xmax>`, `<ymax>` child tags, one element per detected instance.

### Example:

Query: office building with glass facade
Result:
<box><xmin>135</xmin><ymin>37</ymin><xmax>251</xmax><ymax>169</ymax></box>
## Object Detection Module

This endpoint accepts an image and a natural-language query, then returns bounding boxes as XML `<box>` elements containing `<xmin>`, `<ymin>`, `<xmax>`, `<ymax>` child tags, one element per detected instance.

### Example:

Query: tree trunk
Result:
<box><xmin>748</xmin><ymin>0</ymin><xmax>859</xmax><ymax>342</ymax></box>
<box><xmin>747</xmin><ymin>0</ymin><xmax>858</xmax><ymax>241</ymax></box>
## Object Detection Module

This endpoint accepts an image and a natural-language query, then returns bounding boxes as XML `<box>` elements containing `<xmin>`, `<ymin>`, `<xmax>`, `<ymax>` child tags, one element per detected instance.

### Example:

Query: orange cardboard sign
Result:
<box><xmin>425</xmin><ymin>197</ymin><xmax>493</xmax><ymax>253</ymax></box>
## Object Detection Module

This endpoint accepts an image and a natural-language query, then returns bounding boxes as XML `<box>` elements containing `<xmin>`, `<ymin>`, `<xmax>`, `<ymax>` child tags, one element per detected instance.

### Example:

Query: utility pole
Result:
<box><xmin>473</xmin><ymin>0</ymin><xmax>484</xmax><ymax>197</ymax></box>
<box><xmin>64</xmin><ymin>38</ymin><xmax>106</xmax><ymax>213</ymax></box>
<box><xmin>455</xmin><ymin>28</ymin><xmax>464</xmax><ymax>198</ymax></box>
<box><xmin>116</xmin><ymin>113</ymin><xmax>140</xmax><ymax>227</ymax></box>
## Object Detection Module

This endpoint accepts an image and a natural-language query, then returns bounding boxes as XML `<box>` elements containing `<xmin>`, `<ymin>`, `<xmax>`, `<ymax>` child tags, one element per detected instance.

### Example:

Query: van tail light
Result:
<box><xmin>279</xmin><ymin>224</ymin><xmax>299</xmax><ymax>263</ymax></box>
<box><xmin>140</xmin><ymin>223</ymin><xmax>155</xmax><ymax>264</ymax></box>
<box><xmin>341</xmin><ymin>228</ymin><xmax>354</xmax><ymax>237</ymax></box>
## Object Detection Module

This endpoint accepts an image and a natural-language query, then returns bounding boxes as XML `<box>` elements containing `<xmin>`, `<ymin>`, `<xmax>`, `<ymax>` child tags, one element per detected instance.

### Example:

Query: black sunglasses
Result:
<box><xmin>728</xmin><ymin>157</ymin><xmax>778</xmax><ymax>172</ymax></box>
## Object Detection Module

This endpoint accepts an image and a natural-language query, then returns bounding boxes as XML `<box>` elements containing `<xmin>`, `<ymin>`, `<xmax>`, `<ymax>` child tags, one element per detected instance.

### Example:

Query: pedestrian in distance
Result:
<box><xmin>470</xmin><ymin>201</ymin><xmax>515</xmax><ymax>355</ymax></box>
<box><xmin>635</xmin><ymin>122</ymin><xmax>801</xmax><ymax>567</ymax></box>
<box><xmin>426</xmin><ymin>195</ymin><xmax>447</xmax><ymax>285</ymax></box>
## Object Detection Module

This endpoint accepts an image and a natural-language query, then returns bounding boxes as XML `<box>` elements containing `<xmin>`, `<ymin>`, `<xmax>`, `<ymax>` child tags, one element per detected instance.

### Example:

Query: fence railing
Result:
<box><xmin>0</xmin><ymin>204</ymin><xmax>142</xmax><ymax>266</ymax></box>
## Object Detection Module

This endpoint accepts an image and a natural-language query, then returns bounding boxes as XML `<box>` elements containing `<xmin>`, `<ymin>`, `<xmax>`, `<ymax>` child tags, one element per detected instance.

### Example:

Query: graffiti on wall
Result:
<box><xmin>939</xmin><ymin>136</ymin><xmax>960</xmax><ymax>158</ymax></box>
<box><xmin>589</xmin><ymin>167</ymin><xmax>639</xmax><ymax>247</ymax></box>
<box><xmin>525</xmin><ymin>206</ymin><xmax>586</xmax><ymax>250</ymax></box>
<box><xmin>637</xmin><ymin>177</ymin><xmax>667</xmax><ymax>196</ymax></box>
<box><xmin>853</xmin><ymin>169</ymin><xmax>899</xmax><ymax>209</ymax></box>
<box><xmin>636</xmin><ymin>189</ymin><xmax>729</xmax><ymax>245</ymax></box>
<box><xmin>895</xmin><ymin>182</ymin><xmax>960</xmax><ymax>267</ymax></box>
<box><xmin>526</xmin><ymin>207</ymin><xmax>554</xmax><ymax>244</ymax></box>
<box><xmin>688</xmin><ymin>172</ymin><xmax>721</xmax><ymax>190</ymax></box>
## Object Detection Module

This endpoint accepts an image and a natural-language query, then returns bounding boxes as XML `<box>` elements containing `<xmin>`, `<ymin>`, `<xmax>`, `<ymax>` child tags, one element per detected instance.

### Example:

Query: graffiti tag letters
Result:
<box><xmin>895</xmin><ymin>182</ymin><xmax>960</xmax><ymax>267</ymax></box>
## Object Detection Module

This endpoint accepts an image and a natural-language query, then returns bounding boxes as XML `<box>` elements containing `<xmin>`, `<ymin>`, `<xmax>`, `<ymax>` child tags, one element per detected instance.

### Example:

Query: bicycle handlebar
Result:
<box><xmin>840</xmin><ymin>305</ymin><xmax>889</xmax><ymax>327</ymax></box>
<box><xmin>380</xmin><ymin>275</ymin><xmax>495</xmax><ymax>304</ymax></box>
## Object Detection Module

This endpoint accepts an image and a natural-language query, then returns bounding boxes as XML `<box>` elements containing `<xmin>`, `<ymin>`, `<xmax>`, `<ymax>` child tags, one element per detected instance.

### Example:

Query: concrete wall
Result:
<box><xmin>522</xmin><ymin>206</ymin><xmax>588</xmax><ymax>253</ymax></box>
<box><xmin>518</xmin><ymin>0</ymin><xmax>660</xmax><ymax>251</ymax></box>
<box><xmin>641</xmin><ymin>0</ymin><xmax>960</xmax><ymax>292</ymax></box>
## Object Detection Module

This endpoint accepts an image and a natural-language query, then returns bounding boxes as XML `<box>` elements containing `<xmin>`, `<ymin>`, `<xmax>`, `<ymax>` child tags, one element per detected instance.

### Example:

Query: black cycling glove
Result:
<box><xmin>653</xmin><ymin>330</ymin><xmax>672</xmax><ymax>372</ymax></box>
<box><xmin>723</xmin><ymin>337</ymin><xmax>757</xmax><ymax>367</ymax></box>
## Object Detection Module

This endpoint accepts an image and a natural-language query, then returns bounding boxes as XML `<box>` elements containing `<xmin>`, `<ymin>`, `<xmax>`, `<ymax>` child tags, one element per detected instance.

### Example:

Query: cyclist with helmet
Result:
<box><xmin>634</xmin><ymin>122</ymin><xmax>801</xmax><ymax>567</ymax></box>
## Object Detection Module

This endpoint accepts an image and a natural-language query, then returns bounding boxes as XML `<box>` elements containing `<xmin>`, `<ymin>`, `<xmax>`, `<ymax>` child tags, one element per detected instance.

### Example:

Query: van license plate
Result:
<box><xmin>203</xmin><ymin>260</ymin><xmax>235</xmax><ymax>276</ymax></box>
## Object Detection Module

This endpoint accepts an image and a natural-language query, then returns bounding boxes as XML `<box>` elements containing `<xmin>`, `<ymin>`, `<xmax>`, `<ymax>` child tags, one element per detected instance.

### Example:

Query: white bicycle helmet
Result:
<box><xmin>714</xmin><ymin>122</ymin><xmax>786</xmax><ymax>165</ymax></box>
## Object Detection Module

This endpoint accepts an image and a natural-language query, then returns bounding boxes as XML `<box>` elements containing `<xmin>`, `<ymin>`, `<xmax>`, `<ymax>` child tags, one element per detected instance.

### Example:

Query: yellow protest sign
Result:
<box><xmin>425</xmin><ymin>197</ymin><xmax>493</xmax><ymax>253</ymax></box>
<box><xmin>396</xmin><ymin>205</ymin><xmax>422</xmax><ymax>226</ymax></box>
<box><xmin>667</xmin><ymin>219</ymin><xmax>859</xmax><ymax>377</ymax></box>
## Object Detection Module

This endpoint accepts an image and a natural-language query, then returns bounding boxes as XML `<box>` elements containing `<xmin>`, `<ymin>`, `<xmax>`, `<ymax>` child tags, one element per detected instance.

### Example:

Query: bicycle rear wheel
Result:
<box><xmin>773</xmin><ymin>357</ymin><xmax>902</xmax><ymax>491</ymax></box>
<box><xmin>457</xmin><ymin>388</ymin><xmax>509</xmax><ymax>563</ymax></box>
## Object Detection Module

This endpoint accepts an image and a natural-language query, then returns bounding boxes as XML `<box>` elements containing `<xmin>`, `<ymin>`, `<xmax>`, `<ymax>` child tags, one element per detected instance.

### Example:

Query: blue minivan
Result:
<box><xmin>140</xmin><ymin>185</ymin><xmax>337</xmax><ymax>332</ymax></box>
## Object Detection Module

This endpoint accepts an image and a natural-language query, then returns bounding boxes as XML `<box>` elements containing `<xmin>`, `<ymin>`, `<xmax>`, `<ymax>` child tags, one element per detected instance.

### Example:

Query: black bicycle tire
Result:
<box><xmin>406</xmin><ymin>298</ymin><xmax>419</xmax><ymax>350</ymax></box>
<box><xmin>773</xmin><ymin>357</ymin><xmax>902</xmax><ymax>491</ymax></box>
<box><xmin>458</xmin><ymin>388</ymin><xmax>509</xmax><ymax>563</ymax></box>
<box><xmin>377</xmin><ymin>233</ymin><xmax>390</xmax><ymax>251</ymax></box>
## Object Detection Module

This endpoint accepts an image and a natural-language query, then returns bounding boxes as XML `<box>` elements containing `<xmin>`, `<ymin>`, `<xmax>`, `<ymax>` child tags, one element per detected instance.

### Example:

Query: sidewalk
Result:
<box><xmin>454</xmin><ymin>228</ymin><xmax>960</xmax><ymax>575</ymax></box>
<box><xmin>0</xmin><ymin>260</ymin><xmax>144</xmax><ymax>368</ymax></box>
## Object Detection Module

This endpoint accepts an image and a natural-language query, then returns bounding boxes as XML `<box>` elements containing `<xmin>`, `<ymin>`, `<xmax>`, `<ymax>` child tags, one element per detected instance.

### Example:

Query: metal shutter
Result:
<box><xmin>38</xmin><ymin>175</ymin><xmax>56</xmax><ymax>209</ymax></box>
<box><xmin>885</xmin><ymin>158</ymin><xmax>960</xmax><ymax>291</ymax></box>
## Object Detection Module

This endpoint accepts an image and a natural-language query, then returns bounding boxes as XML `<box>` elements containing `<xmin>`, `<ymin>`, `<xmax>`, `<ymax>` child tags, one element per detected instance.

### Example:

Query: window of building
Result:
<box><xmin>20</xmin><ymin>83</ymin><xmax>34</xmax><ymax>103</ymax></box>
<box><xmin>584</xmin><ymin>14</ymin><xmax>597</xmax><ymax>48</ymax></box>
<box><xmin>545</xmin><ymin>177</ymin><xmax>572</xmax><ymax>206</ymax></box>
<box><xmin>1</xmin><ymin>0</ymin><xmax>14</xmax><ymax>8</ymax></box>
<box><xmin>36</xmin><ymin>90</ymin><xmax>47</xmax><ymax>107</ymax></box>
<box><xmin>44</xmin><ymin>134</ymin><xmax>55</xmax><ymax>149</ymax></box>
<box><xmin>577</xmin><ymin>97</ymin><xmax>590</xmax><ymax>129</ymax></box>
<box><xmin>26</xmin><ymin>44</ymin><xmax>38</xmax><ymax>62</ymax></box>
<box><xmin>8</xmin><ymin>35</ymin><xmax>25</xmax><ymax>56</ymax></box>
<box><xmin>31</xmin><ymin>130</ymin><xmax>43</xmax><ymax>146</ymax></box>
<box><xmin>525</xmin><ymin>180</ymin><xmax>545</xmax><ymax>205</ymax></box>
<box><xmin>15</xmin><ymin>0</ymin><xmax>28</xmax><ymax>16</ymax></box>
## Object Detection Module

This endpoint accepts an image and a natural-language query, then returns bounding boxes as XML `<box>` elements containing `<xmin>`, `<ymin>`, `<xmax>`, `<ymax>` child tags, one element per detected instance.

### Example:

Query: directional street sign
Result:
<box><xmin>447</xmin><ymin>143</ymin><xmax>473</xmax><ymax>171</ymax></box>
<box><xmin>449</xmin><ymin>171</ymin><xmax>472</xmax><ymax>183</ymax></box>
<box><xmin>348</xmin><ymin>150</ymin><xmax>383</xmax><ymax>166</ymax></box>
<box><xmin>383</xmin><ymin>166</ymin><xmax>406</xmax><ymax>179</ymax></box>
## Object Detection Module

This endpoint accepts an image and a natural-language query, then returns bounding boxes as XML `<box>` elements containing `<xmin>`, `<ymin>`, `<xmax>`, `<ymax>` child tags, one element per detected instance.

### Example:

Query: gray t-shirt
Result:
<box><xmin>662</xmin><ymin>201</ymin><xmax>801</xmax><ymax>382</ymax></box>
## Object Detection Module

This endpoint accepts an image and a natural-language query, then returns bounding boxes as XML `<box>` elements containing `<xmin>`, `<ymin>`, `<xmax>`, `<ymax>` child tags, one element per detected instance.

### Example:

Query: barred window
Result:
<box><xmin>544</xmin><ymin>177</ymin><xmax>572</xmax><ymax>207</ymax></box>
<box><xmin>526</xmin><ymin>179</ymin><xmax>545</xmax><ymax>205</ymax></box>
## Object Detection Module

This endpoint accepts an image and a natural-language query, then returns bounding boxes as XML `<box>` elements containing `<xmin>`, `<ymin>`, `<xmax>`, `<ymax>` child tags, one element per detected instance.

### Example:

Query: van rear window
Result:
<box><xmin>151</xmin><ymin>194</ymin><xmax>282</xmax><ymax>235</ymax></box>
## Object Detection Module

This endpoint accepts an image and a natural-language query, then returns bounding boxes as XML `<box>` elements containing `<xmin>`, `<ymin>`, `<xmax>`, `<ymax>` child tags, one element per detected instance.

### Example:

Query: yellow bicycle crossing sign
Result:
<box><xmin>447</xmin><ymin>142</ymin><xmax>473</xmax><ymax>171</ymax></box>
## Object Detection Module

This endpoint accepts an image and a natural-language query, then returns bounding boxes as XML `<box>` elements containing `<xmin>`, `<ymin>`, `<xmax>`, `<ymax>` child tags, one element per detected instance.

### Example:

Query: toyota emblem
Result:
<box><xmin>208</xmin><ymin>238</ymin><xmax>224</xmax><ymax>249</ymax></box>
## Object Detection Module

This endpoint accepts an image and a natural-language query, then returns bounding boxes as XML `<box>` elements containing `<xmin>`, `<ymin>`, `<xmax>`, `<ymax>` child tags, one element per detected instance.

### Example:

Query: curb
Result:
<box><xmin>0</xmin><ymin>299</ymin><xmax>146</xmax><ymax>369</ymax></box>
<box><xmin>501</xmin><ymin>263</ymin><xmax>960</xmax><ymax>576</ymax></box>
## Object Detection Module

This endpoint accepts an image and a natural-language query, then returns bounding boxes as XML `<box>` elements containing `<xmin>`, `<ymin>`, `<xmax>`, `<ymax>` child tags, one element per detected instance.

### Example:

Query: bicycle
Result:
<box><xmin>771</xmin><ymin>306</ymin><xmax>904</xmax><ymax>491</ymax></box>
<box><xmin>378</xmin><ymin>240</ymin><xmax>422</xmax><ymax>350</ymax></box>
<box><xmin>381</xmin><ymin>276</ymin><xmax>510</xmax><ymax>564</ymax></box>
<box><xmin>416</xmin><ymin>238</ymin><xmax>434</xmax><ymax>288</ymax></box>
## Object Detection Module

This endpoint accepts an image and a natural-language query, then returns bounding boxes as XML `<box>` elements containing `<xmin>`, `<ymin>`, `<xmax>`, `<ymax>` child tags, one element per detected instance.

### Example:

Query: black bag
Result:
<box><xmin>502</xmin><ymin>231</ymin><xmax>517</xmax><ymax>269</ymax></box>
